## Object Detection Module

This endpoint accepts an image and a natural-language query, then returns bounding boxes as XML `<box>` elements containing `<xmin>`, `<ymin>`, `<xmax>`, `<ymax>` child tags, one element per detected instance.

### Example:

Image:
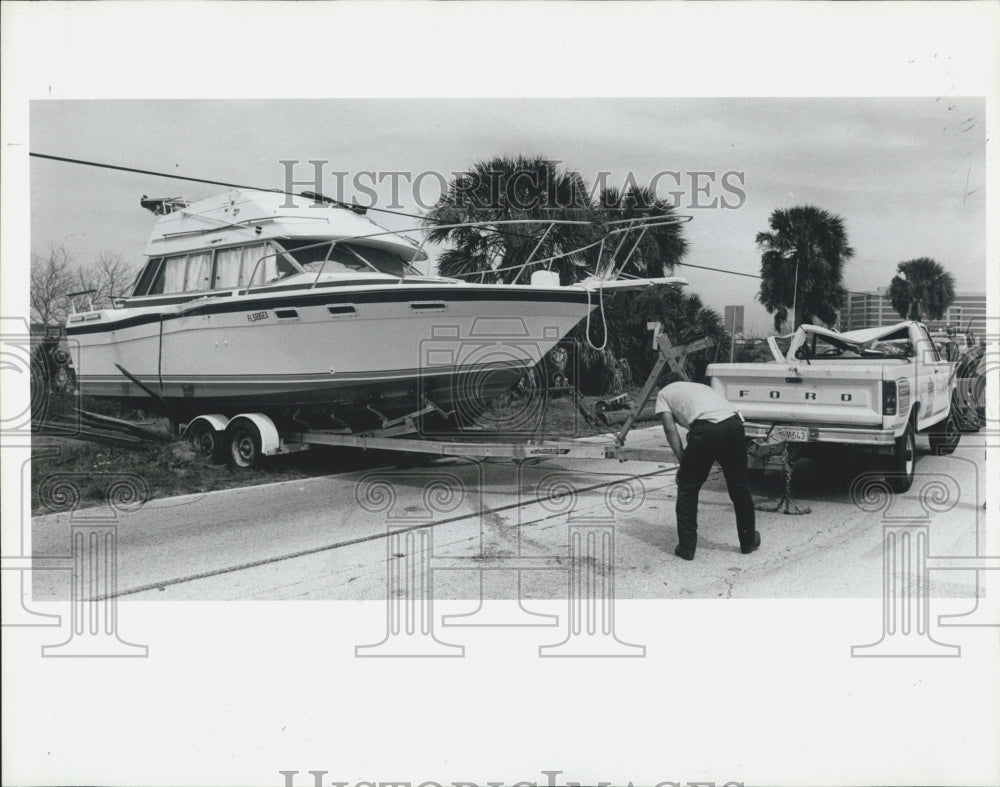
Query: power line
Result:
<box><xmin>29</xmin><ymin>152</ymin><xmax>603</xmax><ymax>244</ymax></box>
<box><xmin>28</xmin><ymin>152</ymin><xmax>442</xmax><ymax>225</ymax></box>
<box><xmin>673</xmin><ymin>259</ymin><xmax>878</xmax><ymax>298</ymax></box>
<box><xmin>30</xmin><ymin>151</ymin><xmax>877</xmax><ymax>298</ymax></box>
<box><xmin>675</xmin><ymin>260</ymin><xmax>761</xmax><ymax>280</ymax></box>
<box><xmin>30</xmin><ymin>151</ymin><xmax>706</xmax><ymax>265</ymax></box>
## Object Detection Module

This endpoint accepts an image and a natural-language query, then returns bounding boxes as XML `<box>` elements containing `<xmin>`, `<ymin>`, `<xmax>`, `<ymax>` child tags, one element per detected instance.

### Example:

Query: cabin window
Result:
<box><xmin>279</xmin><ymin>239</ymin><xmax>420</xmax><ymax>277</ymax></box>
<box><xmin>143</xmin><ymin>251</ymin><xmax>224</xmax><ymax>294</ymax></box>
<box><xmin>151</xmin><ymin>252</ymin><xmax>213</xmax><ymax>294</ymax></box>
<box><xmin>159</xmin><ymin>258</ymin><xmax>185</xmax><ymax>293</ymax></box>
<box><xmin>345</xmin><ymin>244</ymin><xmax>419</xmax><ymax>277</ymax></box>
<box><xmin>215</xmin><ymin>242</ymin><xmax>294</xmax><ymax>288</ymax></box>
<box><xmin>214</xmin><ymin>247</ymin><xmax>246</xmax><ymax>289</ymax></box>
<box><xmin>278</xmin><ymin>240</ymin><xmax>367</xmax><ymax>274</ymax></box>
<box><xmin>133</xmin><ymin>258</ymin><xmax>164</xmax><ymax>296</ymax></box>
<box><xmin>185</xmin><ymin>252</ymin><xmax>213</xmax><ymax>291</ymax></box>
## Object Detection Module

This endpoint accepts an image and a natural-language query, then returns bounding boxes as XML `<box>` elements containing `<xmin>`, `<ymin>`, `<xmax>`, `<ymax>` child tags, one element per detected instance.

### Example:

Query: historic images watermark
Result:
<box><xmin>417</xmin><ymin>318</ymin><xmax>580</xmax><ymax>439</ymax></box>
<box><xmin>850</xmin><ymin>458</ymin><xmax>997</xmax><ymax>658</ymax></box>
<box><xmin>352</xmin><ymin>463</ymin><xmax>647</xmax><ymax>659</ymax></box>
<box><xmin>2</xmin><ymin>316</ymin><xmax>149</xmax><ymax>655</ymax></box>
<box><xmin>847</xmin><ymin>322</ymin><xmax>995</xmax><ymax>657</ymax></box>
<box><xmin>356</xmin><ymin>312</ymin><xmax>645</xmax><ymax>657</ymax></box>
<box><xmin>27</xmin><ymin>472</ymin><xmax>150</xmax><ymax>657</ymax></box>
<box><xmin>3</xmin><ymin>467</ymin><xmax>151</xmax><ymax>657</ymax></box>
<box><xmin>1</xmin><ymin>316</ymin><xmax>82</xmax><ymax>438</ymax></box>
<box><xmin>278</xmin><ymin>160</ymin><xmax>748</xmax><ymax>212</ymax></box>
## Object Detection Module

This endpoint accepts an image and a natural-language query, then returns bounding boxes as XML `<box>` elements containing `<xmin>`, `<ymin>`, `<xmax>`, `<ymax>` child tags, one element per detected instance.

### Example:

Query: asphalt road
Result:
<box><xmin>31</xmin><ymin>425</ymin><xmax>990</xmax><ymax>602</ymax></box>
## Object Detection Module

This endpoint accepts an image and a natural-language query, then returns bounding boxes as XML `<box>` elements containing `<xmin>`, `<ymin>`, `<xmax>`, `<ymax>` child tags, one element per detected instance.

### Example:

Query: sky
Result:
<box><xmin>30</xmin><ymin>97</ymin><xmax>986</xmax><ymax>334</ymax></box>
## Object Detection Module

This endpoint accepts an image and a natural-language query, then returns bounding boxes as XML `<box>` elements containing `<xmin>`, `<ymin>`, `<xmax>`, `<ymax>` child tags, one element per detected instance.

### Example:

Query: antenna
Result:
<box><xmin>140</xmin><ymin>195</ymin><xmax>190</xmax><ymax>215</ymax></box>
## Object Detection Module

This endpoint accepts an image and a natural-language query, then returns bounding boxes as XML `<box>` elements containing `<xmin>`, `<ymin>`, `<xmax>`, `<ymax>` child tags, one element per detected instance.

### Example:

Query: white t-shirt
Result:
<box><xmin>654</xmin><ymin>382</ymin><xmax>737</xmax><ymax>429</ymax></box>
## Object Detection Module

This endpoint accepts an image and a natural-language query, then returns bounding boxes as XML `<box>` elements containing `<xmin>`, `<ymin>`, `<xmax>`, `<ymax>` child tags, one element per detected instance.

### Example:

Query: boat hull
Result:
<box><xmin>67</xmin><ymin>283</ymin><xmax>593</xmax><ymax>426</ymax></box>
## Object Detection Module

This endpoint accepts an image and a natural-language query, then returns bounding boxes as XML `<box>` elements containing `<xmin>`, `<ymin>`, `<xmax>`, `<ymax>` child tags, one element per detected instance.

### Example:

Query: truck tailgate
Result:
<box><xmin>707</xmin><ymin>363</ymin><xmax>885</xmax><ymax>426</ymax></box>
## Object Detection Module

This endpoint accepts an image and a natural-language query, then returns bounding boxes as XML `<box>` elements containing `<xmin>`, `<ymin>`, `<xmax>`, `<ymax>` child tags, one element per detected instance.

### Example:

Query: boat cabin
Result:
<box><xmin>127</xmin><ymin>189</ymin><xmax>430</xmax><ymax>302</ymax></box>
<box><xmin>129</xmin><ymin>238</ymin><xmax>423</xmax><ymax>298</ymax></box>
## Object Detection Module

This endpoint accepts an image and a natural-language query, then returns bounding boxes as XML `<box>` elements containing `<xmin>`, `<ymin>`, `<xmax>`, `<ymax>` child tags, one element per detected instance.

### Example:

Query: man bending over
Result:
<box><xmin>655</xmin><ymin>371</ymin><xmax>760</xmax><ymax>560</ymax></box>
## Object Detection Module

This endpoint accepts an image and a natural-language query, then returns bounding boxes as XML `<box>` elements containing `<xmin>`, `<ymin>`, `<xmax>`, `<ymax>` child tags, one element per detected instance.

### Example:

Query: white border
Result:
<box><xmin>3</xmin><ymin>3</ymin><xmax>999</xmax><ymax>786</ymax></box>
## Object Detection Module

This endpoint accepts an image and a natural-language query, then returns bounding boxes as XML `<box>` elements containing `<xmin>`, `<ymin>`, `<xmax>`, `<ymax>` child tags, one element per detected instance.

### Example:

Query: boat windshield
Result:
<box><xmin>278</xmin><ymin>240</ymin><xmax>421</xmax><ymax>278</ymax></box>
<box><xmin>793</xmin><ymin>329</ymin><xmax>913</xmax><ymax>360</ymax></box>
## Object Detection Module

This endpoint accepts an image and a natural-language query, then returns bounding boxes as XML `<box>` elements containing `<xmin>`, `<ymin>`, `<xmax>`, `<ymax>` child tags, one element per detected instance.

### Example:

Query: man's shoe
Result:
<box><xmin>740</xmin><ymin>531</ymin><xmax>761</xmax><ymax>554</ymax></box>
<box><xmin>674</xmin><ymin>545</ymin><xmax>695</xmax><ymax>561</ymax></box>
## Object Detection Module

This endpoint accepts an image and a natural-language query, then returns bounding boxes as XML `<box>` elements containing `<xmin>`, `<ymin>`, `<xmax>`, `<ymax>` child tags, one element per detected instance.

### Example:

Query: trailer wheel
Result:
<box><xmin>928</xmin><ymin>406</ymin><xmax>961</xmax><ymax>456</ymax></box>
<box><xmin>187</xmin><ymin>421</ymin><xmax>223</xmax><ymax>462</ymax></box>
<box><xmin>226</xmin><ymin>420</ymin><xmax>263</xmax><ymax>469</ymax></box>
<box><xmin>883</xmin><ymin>422</ymin><xmax>915</xmax><ymax>493</ymax></box>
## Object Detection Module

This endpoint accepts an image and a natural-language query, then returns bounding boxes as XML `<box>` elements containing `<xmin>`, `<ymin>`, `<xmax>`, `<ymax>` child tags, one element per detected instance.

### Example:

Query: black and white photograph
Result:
<box><xmin>3</xmin><ymin>3</ymin><xmax>998</xmax><ymax>787</ymax></box>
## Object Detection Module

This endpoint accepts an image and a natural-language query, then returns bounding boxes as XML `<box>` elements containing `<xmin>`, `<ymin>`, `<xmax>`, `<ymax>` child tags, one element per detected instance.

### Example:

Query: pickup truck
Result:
<box><xmin>706</xmin><ymin>321</ymin><xmax>961</xmax><ymax>492</ymax></box>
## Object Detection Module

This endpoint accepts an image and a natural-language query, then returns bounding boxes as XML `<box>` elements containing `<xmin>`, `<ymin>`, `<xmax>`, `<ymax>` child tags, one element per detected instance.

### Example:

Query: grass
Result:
<box><xmin>30</xmin><ymin>437</ymin><xmax>404</xmax><ymax>514</ymax></box>
<box><xmin>30</xmin><ymin>388</ymin><xmax>651</xmax><ymax>513</ymax></box>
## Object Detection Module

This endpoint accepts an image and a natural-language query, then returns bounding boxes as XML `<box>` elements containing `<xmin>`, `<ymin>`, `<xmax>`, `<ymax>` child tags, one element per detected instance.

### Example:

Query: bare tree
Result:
<box><xmin>75</xmin><ymin>252</ymin><xmax>138</xmax><ymax>309</ymax></box>
<box><xmin>29</xmin><ymin>245</ymin><xmax>75</xmax><ymax>326</ymax></box>
<box><xmin>31</xmin><ymin>245</ymin><xmax>138</xmax><ymax>326</ymax></box>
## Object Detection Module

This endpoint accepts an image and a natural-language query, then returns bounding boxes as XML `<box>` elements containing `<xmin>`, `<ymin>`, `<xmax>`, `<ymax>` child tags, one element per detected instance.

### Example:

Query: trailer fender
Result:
<box><xmin>182</xmin><ymin>414</ymin><xmax>230</xmax><ymax>460</ymax></box>
<box><xmin>228</xmin><ymin>413</ymin><xmax>282</xmax><ymax>456</ymax></box>
<box><xmin>182</xmin><ymin>413</ymin><xmax>230</xmax><ymax>438</ymax></box>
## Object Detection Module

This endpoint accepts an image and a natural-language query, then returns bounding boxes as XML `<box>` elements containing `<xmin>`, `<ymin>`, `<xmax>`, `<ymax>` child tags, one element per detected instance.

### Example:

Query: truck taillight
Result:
<box><xmin>883</xmin><ymin>380</ymin><xmax>897</xmax><ymax>415</ymax></box>
<box><xmin>897</xmin><ymin>377</ymin><xmax>910</xmax><ymax>415</ymax></box>
<box><xmin>883</xmin><ymin>378</ymin><xmax>910</xmax><ymax>416</ymax></box>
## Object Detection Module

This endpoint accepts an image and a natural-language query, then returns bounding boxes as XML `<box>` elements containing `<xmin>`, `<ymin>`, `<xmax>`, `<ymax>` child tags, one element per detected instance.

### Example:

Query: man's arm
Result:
<box><xmin>660</xmin><ymin>412</ymin><xmax>684</xmax><ymax>462</ymax></box>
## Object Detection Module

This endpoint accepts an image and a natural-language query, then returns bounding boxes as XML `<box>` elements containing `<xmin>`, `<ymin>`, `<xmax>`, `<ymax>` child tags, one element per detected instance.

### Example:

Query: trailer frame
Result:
<box><xmin>179</xmin><ymin>335</ymin><xmax>714</xmax><ymax>469</ymax></box>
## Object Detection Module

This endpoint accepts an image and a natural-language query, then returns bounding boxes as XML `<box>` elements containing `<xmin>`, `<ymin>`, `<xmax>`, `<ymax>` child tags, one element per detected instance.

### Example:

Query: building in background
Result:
<box><xmin>841</xmin><ymin>288</ymin><xmax>986</xmax><ymax>336</ymax></box>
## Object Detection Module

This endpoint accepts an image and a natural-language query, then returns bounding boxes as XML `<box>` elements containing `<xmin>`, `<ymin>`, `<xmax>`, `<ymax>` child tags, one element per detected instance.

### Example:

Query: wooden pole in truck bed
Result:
<box><xmin>614</xmin><ymin>334</ymin><xmax>714</xmax><ymax>446</ymax></box>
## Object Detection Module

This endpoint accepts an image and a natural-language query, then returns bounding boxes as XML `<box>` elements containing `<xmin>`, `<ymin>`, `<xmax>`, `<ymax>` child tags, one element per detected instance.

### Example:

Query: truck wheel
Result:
<box><xmin>188</xmin><ymin>421</ymin><xmax>223</xmax><ymax>462</ymax></box>
<box><xmin>884</xmin><ymin>422</ymin><xmax>915</xmax><ymax>493</ymax></box>
<box><xmin>928</xmin><ymin>408</ymin><xmax>961</xmax><ymax>456</ymax></box>
<box><xmin>226</xmin><ymin>420</ymin><xmax>263</xmax><ymax>469</ymax></box>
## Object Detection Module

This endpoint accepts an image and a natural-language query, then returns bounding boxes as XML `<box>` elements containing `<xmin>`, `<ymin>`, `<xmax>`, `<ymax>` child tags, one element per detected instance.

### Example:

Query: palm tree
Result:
<box><xmin>572</xmin><ymin>185</ymin><xmax>692</xmax><ymax>387</ymax></box>
<box><xmin>593</xmin><ymin>185</ymin><xmax>689</xmax><ymax>278</ymax></box>
<box><xmin>425</xmin><ymin>155</ymin><xmax>698</xmax><ymax>394</ymax></box>
<box><xmin>887</xmin><ymin>258</ymin><xmax>956</xmax><ymax>322</ymax></box>
<box><xmin>756</xmin><ymin>206</ymin><xmax>854</xmax><ymax>331</ymax></box>
<box><xmin>423</xmin><ymin>155</ymin><xmax>597</xmax><ymax>284</ymax></box>
<box><xmin>591</xmin><ymin>284</ymin><xmax>725</xmax><ymax>387</ymax></box>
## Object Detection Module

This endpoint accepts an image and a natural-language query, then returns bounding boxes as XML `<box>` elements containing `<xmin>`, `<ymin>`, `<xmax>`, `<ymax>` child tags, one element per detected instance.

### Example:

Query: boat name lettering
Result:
<box><xmin>247</xmin><ymin>311</ymin><xmax>270</xmax><ymax>323</ymax></box>
<box><xmin>529</xmin><ymin>448</ymin><xmax>570</xmax><ymax>455</ymax></box>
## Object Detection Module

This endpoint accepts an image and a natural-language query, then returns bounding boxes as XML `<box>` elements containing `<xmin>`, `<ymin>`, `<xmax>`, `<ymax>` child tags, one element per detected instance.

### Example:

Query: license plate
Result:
<box><xmin>773</xmin><ymin>426</ymin><xmax>809</xmax><ymax>442</ymax></box>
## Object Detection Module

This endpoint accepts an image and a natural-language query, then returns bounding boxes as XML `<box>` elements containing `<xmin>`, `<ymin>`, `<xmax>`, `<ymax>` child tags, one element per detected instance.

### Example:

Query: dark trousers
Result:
<box><xmin>675</xmin><ymin>415</ymin><xmax>756</xmax><ymax>555</ymax></box>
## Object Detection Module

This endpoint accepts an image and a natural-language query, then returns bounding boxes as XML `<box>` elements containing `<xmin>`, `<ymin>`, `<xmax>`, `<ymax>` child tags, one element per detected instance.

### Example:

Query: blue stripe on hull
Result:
<box><xmin>67</xmin><ymin>287</ymin><xmax>592</xmax><ymax>336</ymax></box>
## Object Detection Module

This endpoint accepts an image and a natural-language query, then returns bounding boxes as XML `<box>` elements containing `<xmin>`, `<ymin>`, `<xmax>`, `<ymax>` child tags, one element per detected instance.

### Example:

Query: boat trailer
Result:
<box><xmin>180</xmin><ymin>334</ymin><xmax>714</xmax><ymax>469</ymax></box>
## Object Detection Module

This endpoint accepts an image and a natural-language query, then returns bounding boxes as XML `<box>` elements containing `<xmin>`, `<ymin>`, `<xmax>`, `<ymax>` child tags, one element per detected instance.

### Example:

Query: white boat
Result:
<box><xmin>66</xmin><ymin>189</ymin><xmax>686</xmax><ymax>430</ymax></box>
